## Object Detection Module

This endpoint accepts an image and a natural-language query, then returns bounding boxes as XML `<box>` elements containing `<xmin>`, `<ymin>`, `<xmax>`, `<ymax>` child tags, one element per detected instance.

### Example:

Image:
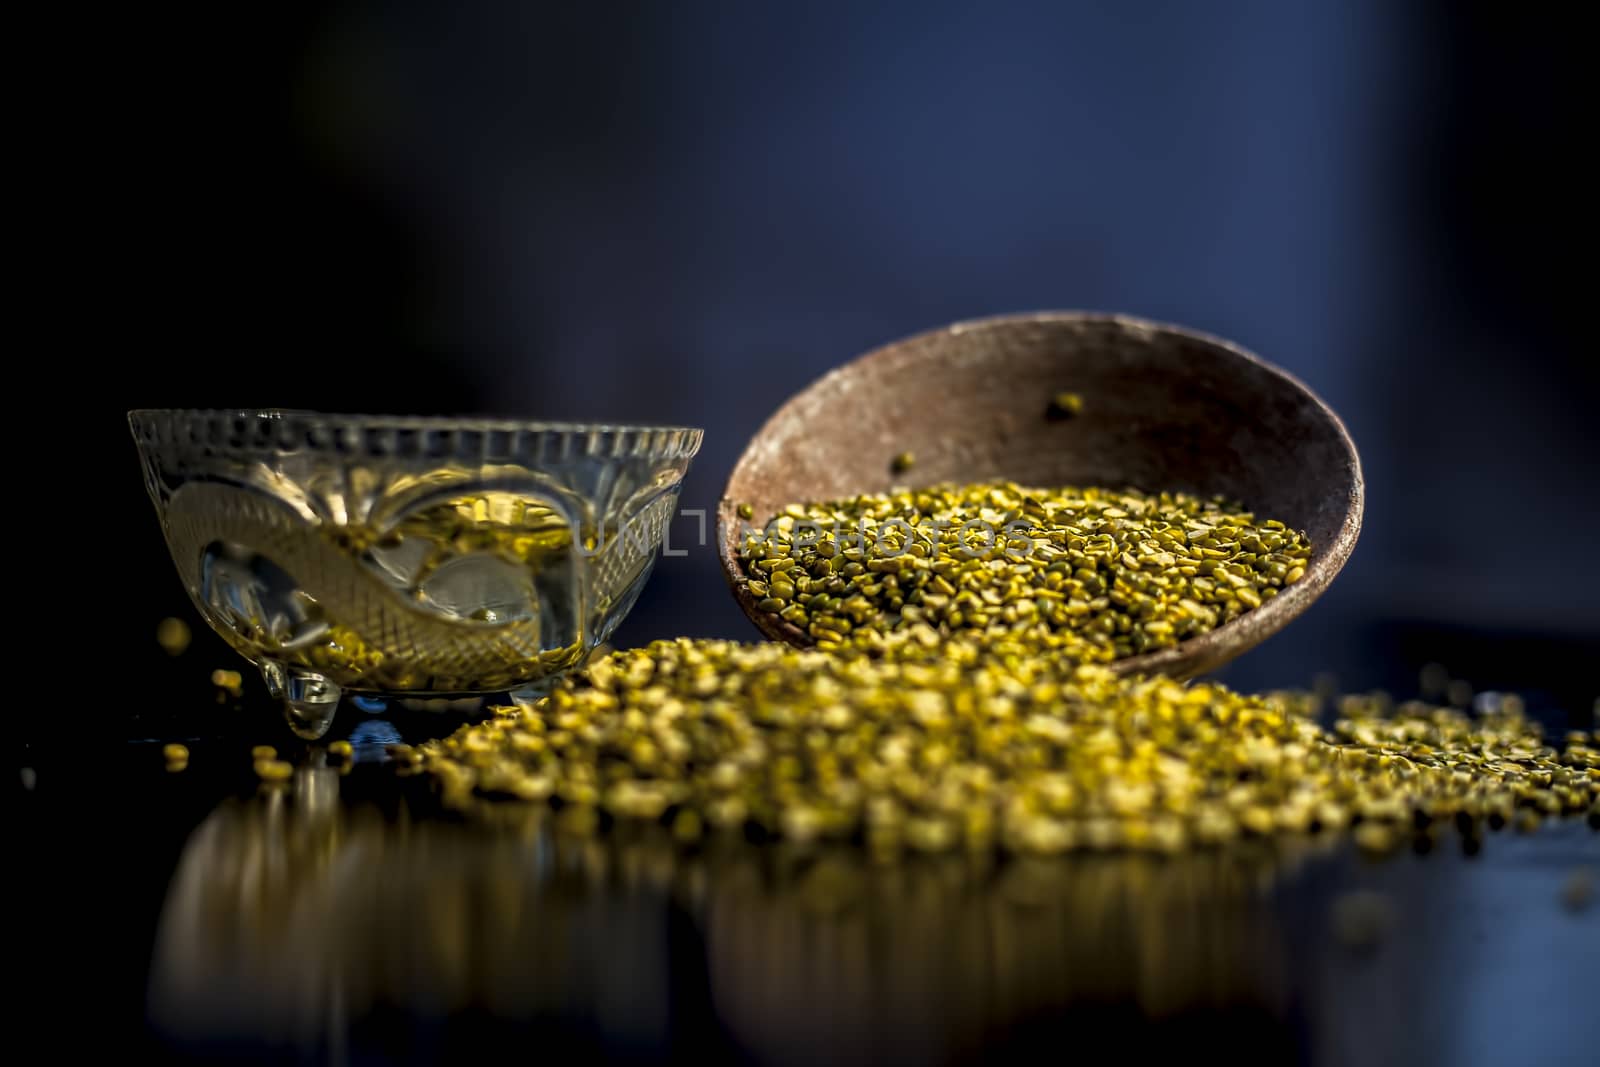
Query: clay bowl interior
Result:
<box><xmin>717</xmin><ymin>312</ymin><xmax>1363</xmax><ymax>679</ymax></box>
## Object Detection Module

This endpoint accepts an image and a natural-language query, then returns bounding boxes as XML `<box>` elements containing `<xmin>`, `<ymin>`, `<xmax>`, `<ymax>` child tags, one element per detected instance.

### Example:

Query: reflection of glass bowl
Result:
<box><xmin>130</xmin><ymin>410</ymin><xmax>702</xmax><ymax>737</ymax></box>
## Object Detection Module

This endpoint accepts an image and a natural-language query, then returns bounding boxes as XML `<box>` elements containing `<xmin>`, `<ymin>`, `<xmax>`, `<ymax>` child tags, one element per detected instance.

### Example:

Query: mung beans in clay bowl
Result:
<box><xmin>716</xmin><ymin>312</ymin><xmax>1363</xmax><ymax>679</ymax></box>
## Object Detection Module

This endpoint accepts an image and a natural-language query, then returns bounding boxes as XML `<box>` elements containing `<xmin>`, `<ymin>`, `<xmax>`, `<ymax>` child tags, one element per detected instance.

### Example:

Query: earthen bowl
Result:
<box><xmin>716</xmin><ymin>312</ymin><xmax>1362</xmax><ymax>679</ymax></box>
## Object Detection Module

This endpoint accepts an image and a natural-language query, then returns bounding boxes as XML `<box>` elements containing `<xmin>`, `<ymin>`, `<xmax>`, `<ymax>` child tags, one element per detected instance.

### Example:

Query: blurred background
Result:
<box><xmin>72</xmin><ymin>0</ymin><xmax>1594</xmax><ymax>718</ymax></box>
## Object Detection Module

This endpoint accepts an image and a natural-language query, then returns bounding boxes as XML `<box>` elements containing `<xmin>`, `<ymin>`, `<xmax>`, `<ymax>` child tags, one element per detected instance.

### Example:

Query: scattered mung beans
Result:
<box><xmin>890</xmin><ymin>451</ymin><xmax>916</xmax><ymax>475</ymax></box>
<box><xmin>415</xmin><ymin>638</ymin><xmax>1598</xmax><ymax>856</ymax></box>
<box><xmin>739</xmin><ymin>482</ymin><xmax>1312</xmax><ymax>662</ymax></box>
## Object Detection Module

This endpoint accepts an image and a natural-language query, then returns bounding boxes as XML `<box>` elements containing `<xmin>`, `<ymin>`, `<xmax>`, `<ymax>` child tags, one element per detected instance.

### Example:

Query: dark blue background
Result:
<box><xmin>88</xmin><ymin>0</ymin><xmax>1596</xmax><ymax>707</ymax></box>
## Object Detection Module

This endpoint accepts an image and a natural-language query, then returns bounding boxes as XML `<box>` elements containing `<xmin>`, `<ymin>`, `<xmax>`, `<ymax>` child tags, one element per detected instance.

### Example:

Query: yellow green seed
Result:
<box><xmin>387</xmin><ymin>743</ymin><xmax>422</xmax><ymax>766</ymax></box>
<box><xmin>1353</xmin><ymin>823</ymin><xmax>1397</xmax><ymax>855</ymax></box>
<box><xmin>1047</xmin><ymin>391</ymin><xmax>1084</xmax><ymax>418</ymax></box>
<box><xmin>156</xmin><ymin>617</ymin><xmax>191</xmax><ymax>657</ymax></box>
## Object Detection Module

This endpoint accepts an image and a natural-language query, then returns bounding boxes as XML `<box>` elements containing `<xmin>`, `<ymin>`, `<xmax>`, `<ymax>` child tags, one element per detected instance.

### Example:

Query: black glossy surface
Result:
<box><xmin>16</xmin><ymin>672</ymin><xmax>1597</xmax><ymax>1067</ymax></box>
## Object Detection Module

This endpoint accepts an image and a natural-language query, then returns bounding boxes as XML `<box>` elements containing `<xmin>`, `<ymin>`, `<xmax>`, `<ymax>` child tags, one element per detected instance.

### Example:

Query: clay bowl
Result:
<box><xmin>716</xmin><ymin>312</ymin><xmax>1362</xmax><ymax>679</ymax></box>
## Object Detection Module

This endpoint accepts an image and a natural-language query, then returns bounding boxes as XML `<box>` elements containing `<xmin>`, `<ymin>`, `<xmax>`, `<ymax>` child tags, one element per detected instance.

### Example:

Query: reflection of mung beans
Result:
<box><xmin>1561</xmin><ymin>868</ymin><xmax>1594</xmax><ymax>912</ymax></box>
<box><xmin>254</xmin><ymin>758</ymin><xmax>293</xmax><ymax>782</ymax></box>
<box><xmin>417</xmin><ymin>639</ymin><xmax>1598</xmax><ymax>855</ymax></box>
<box><xmin>739</xmin><ymin>482</ymin><xmax>1312</xmax><ymax>662</ymax></box>
<box><xmin>1331</xmin><ymin>890</ymin><xmax>1393</xmax><ymax>952</ymax></box>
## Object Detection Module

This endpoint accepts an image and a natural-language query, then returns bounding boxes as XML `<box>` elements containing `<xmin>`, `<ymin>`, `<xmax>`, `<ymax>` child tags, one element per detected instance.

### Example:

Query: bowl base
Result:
<box><xmin>261</xmin><ymin>661</ymin><xmax>344</xmax><ymax>740</ymax></box>
<box><xmin>259</xmin><ymin>660</ymin><xmax>563</xmax><ymax>739</ymax></box>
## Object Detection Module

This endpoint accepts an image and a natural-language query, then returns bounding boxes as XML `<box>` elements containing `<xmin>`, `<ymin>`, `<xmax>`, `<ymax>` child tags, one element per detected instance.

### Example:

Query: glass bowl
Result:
<box><xmin>130</xmin><ymin>410</ymin><xmax>703</xmax><ymax>738</ymax></box>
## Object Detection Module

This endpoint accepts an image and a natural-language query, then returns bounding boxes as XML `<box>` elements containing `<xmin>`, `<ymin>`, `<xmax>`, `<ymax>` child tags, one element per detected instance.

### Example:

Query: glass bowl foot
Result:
<box><xmin>260</xmin><ymin>661</ymin><xmax>343</xmax><ymax>740</ymax></box>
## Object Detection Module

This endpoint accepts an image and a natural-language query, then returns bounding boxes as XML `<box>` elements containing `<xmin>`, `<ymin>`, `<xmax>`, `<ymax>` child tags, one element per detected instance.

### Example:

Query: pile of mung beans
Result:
<box><xmin>737</xmin><ymin>482</ymin><xmax>1311</xmax><ymax>660</ymax></box>
<box><xmin>413</xmin><ymin>483</ymin><xmax>1598</xmax><ymax>855</ymax></box>
<box><xmin>417</xmin><ymin>637</ymin><xmax>1597</xmax><ymax>855</ymax></box>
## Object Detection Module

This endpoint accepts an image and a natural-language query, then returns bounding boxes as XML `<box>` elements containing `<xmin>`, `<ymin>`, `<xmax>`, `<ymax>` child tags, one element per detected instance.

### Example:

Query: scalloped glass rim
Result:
<box><xmin>129</xmin><ymin>409</ymin><xmax>704</xmax><ymax>462</ymax></box>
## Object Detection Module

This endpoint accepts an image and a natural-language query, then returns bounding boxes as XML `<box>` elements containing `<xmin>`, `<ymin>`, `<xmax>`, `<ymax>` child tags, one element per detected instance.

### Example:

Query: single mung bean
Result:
<box><xmin>156</xmin><ymin>617</ymin><xmax>191</xmax><ymax>657</ymax></box>
<box><xmin>1047</xmin><ymin>392</ymin><xmax>1084</xmax><ymax>418</ymax></box>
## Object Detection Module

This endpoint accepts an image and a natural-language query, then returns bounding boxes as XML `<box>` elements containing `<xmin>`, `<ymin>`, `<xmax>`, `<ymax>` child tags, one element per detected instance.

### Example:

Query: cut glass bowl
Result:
<box><xmin>131</xmin><ymin>410</ymin><xmax>702</xmax><ymax>738</ymax></box>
